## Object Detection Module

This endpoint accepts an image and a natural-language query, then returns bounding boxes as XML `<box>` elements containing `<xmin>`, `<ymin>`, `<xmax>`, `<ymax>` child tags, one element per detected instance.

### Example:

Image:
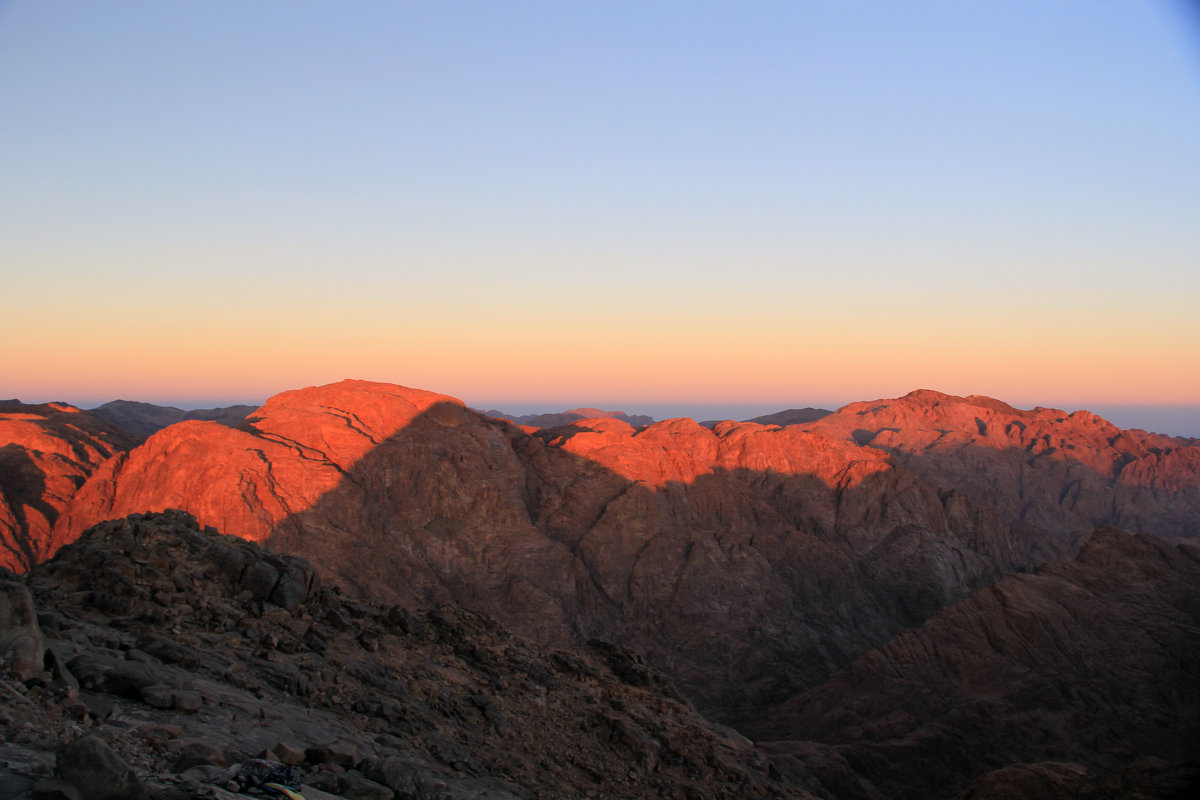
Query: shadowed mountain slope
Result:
<box><xmin>0</xmin><ymin>401</ymin><xmax>134</xmax><ymax>573</ymax></box>
<box><xmin>751</xmin><ymin>526</ymin><xmax>1200</xmax><ymax>800</ymax></box>
<box><xmin>54</xmin><ymin>380</ymin><xmax>1021</xmax><ymax>719</ymax></box>
<box><xmin>801</xmin><ymin>390</ymin><xmax>1200</xmax><ymax>560</ymax></box>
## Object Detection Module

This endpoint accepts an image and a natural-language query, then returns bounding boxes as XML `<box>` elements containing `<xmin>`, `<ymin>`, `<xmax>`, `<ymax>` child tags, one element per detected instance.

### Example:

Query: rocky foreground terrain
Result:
<box><xmin>1</xmin><ymin>510</ymin><xmax>803</xmax><ymax>800</ymax></box>
<box><xmin>3</xmin><ymin>513</ymin><xmax>1197</xmax><ymax>800</ymax></box>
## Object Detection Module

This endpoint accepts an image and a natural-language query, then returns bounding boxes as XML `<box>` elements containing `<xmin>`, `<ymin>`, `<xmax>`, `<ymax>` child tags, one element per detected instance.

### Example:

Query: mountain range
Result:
<box><xmin>86</xmin><ymin>401</ymin><xmax>259</xmax><ymax>442</ymax></box>
<box><xmin>483</xmin><ymin>408</ymin><xmax>656</xmax><ymax>429</ymax></box>
<box><xmin>2</xmin><ymin>379</ymin><xmax>1197</xmax><ymax>799</ymax></box>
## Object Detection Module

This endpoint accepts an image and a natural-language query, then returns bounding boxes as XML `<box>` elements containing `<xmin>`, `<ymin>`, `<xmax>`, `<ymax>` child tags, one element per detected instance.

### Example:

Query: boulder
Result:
<box><xmin>66</xmin><ymin>653</ymin><xmax>166</xmax><ymax>698</ymax></box>
<box><xmin>0</xmin><ymin>570</ymin><xmax>43</xmax><ymax>680</ymax></box>
<box><xmin>55</xmin><ymin>735</ymin><xmax>147</xmax><ymax>800</ymax></box>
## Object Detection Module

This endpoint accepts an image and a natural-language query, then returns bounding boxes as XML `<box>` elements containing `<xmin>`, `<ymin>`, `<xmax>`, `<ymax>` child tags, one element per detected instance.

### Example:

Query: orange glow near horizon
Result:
<box><xmin>5</xmin><ymin>246</ymin><xmax>1199</xmax><ymax>409</ymax></box>
<box><xmin>6</xmin><ymin>297</ymin><xmax>1199</xmax><ymax>409</ymax></box>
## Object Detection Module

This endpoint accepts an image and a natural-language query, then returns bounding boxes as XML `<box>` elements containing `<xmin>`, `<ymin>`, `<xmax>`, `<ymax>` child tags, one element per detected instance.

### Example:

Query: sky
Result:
<box><xmin>2</xmin><ymin>1</ymin><xmax>1199</xmax><ymax>434</ymax></box>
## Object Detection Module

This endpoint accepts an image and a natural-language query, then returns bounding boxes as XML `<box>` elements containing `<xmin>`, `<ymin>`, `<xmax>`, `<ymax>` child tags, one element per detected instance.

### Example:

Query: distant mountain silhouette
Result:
<box><xmin>483</xmin><ymin>407</ymin><xmax>655</xmax><ymax>428</ymax></box>
<box><xmin>88</xmin><ymin>399</ymin><xmax>258</xmax><ymax>440</ymax></box>
<box><xmin>745</xmin><ymin>407</ymin><xmax>833</xmax><ymax>425</ymax></box>
<box><xmin>700</xmin><ymin>407</ymin><xmax>834</xmax><ymax>429</ymax></box>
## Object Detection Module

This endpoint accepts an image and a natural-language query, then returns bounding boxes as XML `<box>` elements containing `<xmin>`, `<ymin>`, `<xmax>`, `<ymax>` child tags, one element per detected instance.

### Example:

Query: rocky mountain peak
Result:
<box><xmin>802</xmin><ymin>390</ymin><xmax>1200</xmax><ymax>558</ymax></box>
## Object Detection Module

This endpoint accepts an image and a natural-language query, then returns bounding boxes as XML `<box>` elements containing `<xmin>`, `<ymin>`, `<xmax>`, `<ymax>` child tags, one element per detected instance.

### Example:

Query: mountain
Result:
<box><xmin>88</xmin><ymin>400</ymin><xmax>258</xmax><ymax>441</ymax></box>
<box><xmin>749</xmin><ymin>526</ymin><xmax>1200</xmax><ymax>800</ymax></box>
<box><xmin>799</xmin><ymin>390</ymin><xmax>1200</xmax><ymax>561</ymax></box>
<box><xmin>700</xmin><ymin>408</ymin><xmax>834</xmax><ymax>431</ymax></box>
<box><xmin>741</xmin><ymin>408</ymin><xmax>833</xmax><ymax>427</ymax></box>
<box><xmin>483</xmin><ymin>407</ymin><xmax>655</xmax><ymax>428</ymax></box>
<box><xmin>53</xmin><ymin>380</ymin><xmax>1021</xmax><ymax>720</ymax></box>
<box><xmin>0</xmin><ymin>400</ymin><xmax>134</xmax><ymax>573</ymax></box>
<box><xmin>5</xmin><ymin>380</ymin><xmax>1199</xmax><ymax>797</ymax></box>
<box><xmin>1</xmin><ymin>510</ymin><xmax>804</xmax><ymax>800</ymax></box>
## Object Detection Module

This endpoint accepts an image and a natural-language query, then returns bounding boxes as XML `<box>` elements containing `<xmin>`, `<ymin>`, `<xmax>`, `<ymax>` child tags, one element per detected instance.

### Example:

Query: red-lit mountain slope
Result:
<box><xmin>801</xmin><ymin>390</ymin><xmax>1200</xmax><ymax>560</ymax></box>
<box><xmin>0</xmin><ymin>400</ymin><xmax>133</xmax><ymax>572</ymax></box>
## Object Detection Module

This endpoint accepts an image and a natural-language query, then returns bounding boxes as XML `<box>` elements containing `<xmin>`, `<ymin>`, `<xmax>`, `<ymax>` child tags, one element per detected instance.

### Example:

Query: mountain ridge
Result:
<box><xmin>797</xmin><ymin>388</ymin><xmax>1200</xmax><ymax>561</ymax></box>
<box><xmin>48</xmin><ymin>380</ymin><xmax>1023</xmax><ymax>718</ymax></box>
<box><xmin>4</xmin><ymin>380</ymin><xmax>1199</xmax><ymax>723</ymax></box>
<box><xmin>87</xmin><ymin>400</ymin><xmax>259</xmax><ymax>441</ymax></box>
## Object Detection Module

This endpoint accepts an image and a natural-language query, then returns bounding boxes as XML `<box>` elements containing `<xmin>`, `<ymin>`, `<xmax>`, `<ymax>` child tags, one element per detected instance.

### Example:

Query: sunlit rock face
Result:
<box><xmin>57</xmin><ymin>380</ymin><xmax>461</xmax><ymax>546</ymax></box>
<box><xmin>0</xmin><ymin>400</ymin><xmax>133</xmax><ymax>572</ymax></box>
<box><xmin>801</xmin><ymin>389</ymin><xmax>1200</xmax><ymax>560</ymax></box>
<box><xmin>752</xmin><ymin>526</ymin><xmax>1200</xmax><ymax>800</ymax></box>
<box><xmin>56</xmin><ymin>380</ymin><xmax>1022</xmax><ymax>718</ymax></box>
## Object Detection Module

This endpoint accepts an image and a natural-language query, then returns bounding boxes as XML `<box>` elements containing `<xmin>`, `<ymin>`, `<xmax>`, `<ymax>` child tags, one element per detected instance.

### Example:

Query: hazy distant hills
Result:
<box><xmin>486</xmin><ymin>406</ymin><xmax>833</xmax><ymax>430</ymax></box>
<box><xmin>87</xmin><ymin>399</ymin><xmax>258</xmax><ymax>440</ymax></box>
<box><xmin>483</xmin><ymin>407</ymin><xmax>655</xmax><ymax>428</ymax></box>
<box><xmin>701</xmin><ymin>407</ymin><xmax>833</xmax><ymax>428</ymax></box>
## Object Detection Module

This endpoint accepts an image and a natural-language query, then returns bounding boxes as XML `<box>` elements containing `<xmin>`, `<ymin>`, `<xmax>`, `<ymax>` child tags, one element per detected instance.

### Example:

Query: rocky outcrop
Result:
<box><xmin>87</xmin><ymin>400</ymin><xmax>258</xmax><ymax>441</ymax></box>
<box><xmin>56</xmin><ymin>380</ymin><xmax>1021</xmax><ymax>720</ymax></box>
<box><xmin>0</xmin><ymin>510</ymin><xmax>805</xmax><ymax>800</ymax></box>
<box><xmin>0</xmin><ymin>568</ymin><xmax>43</xmax><ymax>680</ymax></box>
<box><xmin>801</xmin><ymin>390</ymin><xmax>1200</xmax><ymax>560</ymax></box>
<box><xmin>0</xmin><ymin>402</ymin><xmax>134</xmax><ymax>573</ymax></box>
<box><xmin>750</xmin><ymin>526</ymin><xmax>1200</xmax><ymax>800</ymax></box>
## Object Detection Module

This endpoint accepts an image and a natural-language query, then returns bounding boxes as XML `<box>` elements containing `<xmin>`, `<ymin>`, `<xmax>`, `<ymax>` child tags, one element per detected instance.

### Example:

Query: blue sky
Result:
<box><xmin>2</xmin><ymin>1</ymin><xmax>1198</xmax><ymax>434</ymax></box>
